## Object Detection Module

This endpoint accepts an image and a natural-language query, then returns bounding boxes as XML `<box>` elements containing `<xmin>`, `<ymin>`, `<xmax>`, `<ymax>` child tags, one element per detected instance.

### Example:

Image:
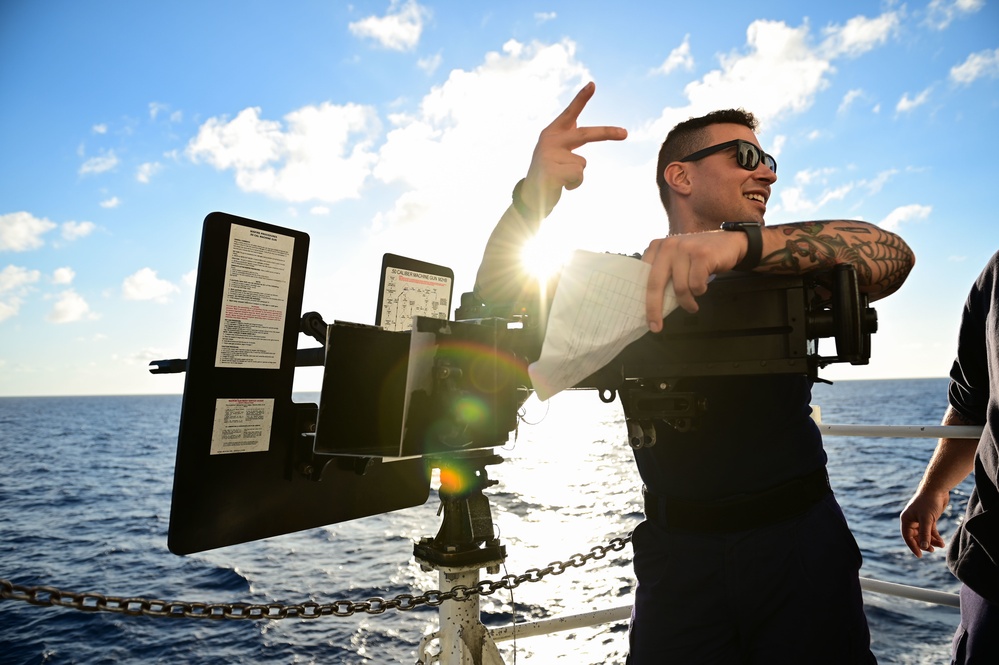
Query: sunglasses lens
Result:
<box><xmin>737</xmin><ymin>142</ymin><xmax>760</xmax><ymax>170</ymax></box>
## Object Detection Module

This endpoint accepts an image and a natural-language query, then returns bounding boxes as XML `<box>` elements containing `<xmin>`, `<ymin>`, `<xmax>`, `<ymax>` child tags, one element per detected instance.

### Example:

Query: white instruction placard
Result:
<box><xmin>210</xmin><ymin>398</ymin><xmax>274</xmax><ymax>455</ymax></box>
<box><xmin>379</xmin><ymin>267</ymin><xmax>452</xmax><ymax>332</ymax></box>
<box><xmin>215</xmin><ymin>224</ymin><xmax>295</xmax><ymax>369</ymax></box>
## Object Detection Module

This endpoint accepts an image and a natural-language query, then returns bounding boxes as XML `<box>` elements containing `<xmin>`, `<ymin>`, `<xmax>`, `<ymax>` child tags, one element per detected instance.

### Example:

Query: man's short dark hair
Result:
<box><xmin>656</xmin><ymin>109</ymin><xmax>759</xmax><ymax>212</ymax></box>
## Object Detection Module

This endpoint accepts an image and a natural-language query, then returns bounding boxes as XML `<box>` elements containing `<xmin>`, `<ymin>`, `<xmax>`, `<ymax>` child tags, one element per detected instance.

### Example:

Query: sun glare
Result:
<box><xmin>519</xmin><ymin>233</ymin><xmax>571</xmax><ymax>282</ymax></box>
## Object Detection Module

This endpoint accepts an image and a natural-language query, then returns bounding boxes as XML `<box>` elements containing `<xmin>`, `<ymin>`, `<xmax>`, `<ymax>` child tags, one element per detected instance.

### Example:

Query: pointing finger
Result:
<box><xmin>564</xmin><ymin>125</ymin><xmax>628</xmax><ymax>150</ymax></box>
<box><xmin>550</xmin><ymin>82</ymin><xmax>597</xmax><ymax>129</ymax></box>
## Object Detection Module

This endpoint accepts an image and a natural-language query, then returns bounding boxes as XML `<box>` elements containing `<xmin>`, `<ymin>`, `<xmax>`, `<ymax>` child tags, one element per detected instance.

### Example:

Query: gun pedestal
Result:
<box><xmin>414</xmin><ymin>451</ymin><xmax>507</xmax><ymax>665</ymax></box>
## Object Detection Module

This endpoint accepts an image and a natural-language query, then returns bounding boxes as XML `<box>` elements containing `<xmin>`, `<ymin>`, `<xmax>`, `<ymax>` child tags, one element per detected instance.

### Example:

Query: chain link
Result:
<box><xmin>1</xmin><ymin>534</ymin><xmax>631</xmax><ymax>621</ymax></box>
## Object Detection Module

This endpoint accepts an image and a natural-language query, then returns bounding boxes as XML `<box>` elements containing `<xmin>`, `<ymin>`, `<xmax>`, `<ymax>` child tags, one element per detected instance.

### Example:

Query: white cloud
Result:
<box><xmin>880</xmin><ymin>204</ymin><xmax>932</xmax><ymax>230</ymax></box>
<box><xmin>187</xmin><ymin>103</ymin><xmax>381</xmax><ymax>203</ymax></box>
<box><xmin>52</xmin><ymin>267</ymin><xmax>75</xmax><ymax>285</ymax></box>
<box><xmin>950</xmin><ymin>48</ymin><xmax>999</xmax><ymax>85</ymax></box>
<box><xmin>0</xmin><ymin>265</ymin><xmax>41</xmax><ymax>293</ymax></box>
<box><xmin>418</xmin><ymin>52</ymin><xmax>443</xmax><ymax>75</ymax></box>
<box><xmin>348</xmin><ymin>0</ymin><xmax>430</xmax><ymax>51</ymax></box>
<box><xmin>838</xmin><ymin>88</ymin><xmax>865</xmax><ymax>114</ymax></box>
<box><xmin>640</xmin><ymin>14</ymin><xmax>901</xmax><ymax>142</ymax></box>
<box><xmin>100</xmin><ymin>196</ymin><xmax>121</xmax><ymax>209</ymax></box>
<box><xmin>794</xmin><ymin>167</ymin><xmax>838</xmax><ymax>186</ymax></box>
<box><xmin>310</xmin><ymin>206</ymin><xmax>330</xmax><ymax>216</ymax></box>
<box><xmin>136</xmin><ymin>162</ymin><xmax>162</xmax><ymax>183</ymax></box>
<box><xmin>47</xmin><ymin>289</ymin><xmax>95</xmax><ymax>323</ymax></box>
<box><xmin>187</xmin><ymin>107</ymin><xmax>283</xmax><ymax>171</ymax></box>
<box><xmin>62</xmin><ymin>220</ymin><xmax>95</xmax><ymax>241</ymax></box>
<box><xmin>779</xmin><ymin>182</ymin><xmax>854</xmax><ymax>214</ymax></box>
<box><xmin>820</xmin><ymin>11</ymin><xmax>899</xmax><ymax>59</ymax></box>
<box><xmin>148</xmin><ymin>102</ymin><xmax>182</xmax><ymax>123</ymax></box>
<box><xmin>643</xmin><ymin>20</ymin><xmax>833</xmax><ymax>139</ymax></box>
<box><xmin>1</xmin><ymin>212</ymin><xmax>57</xmax><ymax>251</ymax></box>
<box><xmin>535</xmin><ymin>12</ymin><xmax>557</xmax><ymax>23</ymax></box>
<box><xmin>374</xmin><ymin>39</ymin><xmax>589</xmax><ymax>193</ymax></box>
<box><xmin>775</xmin><ymin>164</ymin><xmax>917</xmax><ymax>222</ymax></box>
<box><xmin>79</xmin><ymin>150</ymin><xmax>119</xmax><ymax>176</ymax></box>
<box><xmin>925</xmin><ymin>0</ymin><xmax>985</xmax><ymax>30</ymax></box>
<box><xmin>896</xmin><ymin>88</ymin><xmax>932</xmax><ymax>113</ymax></box>
<box><xmin>0</xmin><ymin>265</ymin><xmax>39</xmax><ymax>322</ymax></box>
<box><xmin>777</xmin><ymin>165</ymin><xmax>906</xmax><ymax>216</ymax></box>
<box><xmin>769</xmin><ymin>134</ymin><xmax>787</xmax><ymax>158</ymax></box>
<box><xmin>0</xmin><ymin>298</ymin><xmax>19</xmax><ymax>322</ymax></box>
<box><xmin>121</xmin><ymin>267</ymin><xmax>180</xmax><ymax>303</ymax></box>
<box><xmin>653</xmin><ymin>35</ymin><xmax>694</xmax><ymax>75</ymax></box>
<box><xmin>862</xmin><ymin>169</ymin><xmax>899</xmax><ymax>194</ymax></box>
<box><xmin>92</xmin><ymin>124</ymin><xmax>107</xmax><ymax>134</ymax></box>
<box><xmin>774</xmin><ymin>166</ymin><xmax>860</xmax><ymax>214</ymax></box>
<box><xmin>181</xmin><ymin>269</ymin><xmax>197</xmax><ymax>287</ymax></box>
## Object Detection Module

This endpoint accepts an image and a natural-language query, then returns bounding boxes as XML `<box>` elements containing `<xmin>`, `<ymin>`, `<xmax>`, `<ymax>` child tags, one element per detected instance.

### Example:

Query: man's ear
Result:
<box><xmin>664</xmin><ymin>162</ymin><xmax>692</xmax><ymax>197</ymax></box>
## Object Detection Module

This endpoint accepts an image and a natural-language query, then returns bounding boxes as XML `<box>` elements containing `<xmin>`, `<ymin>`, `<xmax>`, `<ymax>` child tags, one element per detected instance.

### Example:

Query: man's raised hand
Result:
<box><xmin>520</xmin><ymin>82</ymin><xmax>627</xmax><ymax>215</ymax></box>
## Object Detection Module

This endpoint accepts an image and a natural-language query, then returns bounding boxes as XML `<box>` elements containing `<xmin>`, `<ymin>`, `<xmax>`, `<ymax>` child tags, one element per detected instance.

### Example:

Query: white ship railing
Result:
<box><xmin>421</xmin><ymin>423</ymin><xmax>984</xmax><ymax>663</ymax></box>
<box><xmin>478</xmin><ymin>573</ymin><xmax>967</xmax><ymax>649</ymax></box>
<box><xmin>475</xmin><ymin>574</ymin><xmax>964</xmax><ymax>649</ymax></box>
<box><xmin>818</xmin><ymin>424</ymin><xmax>983</xmax><ymax>439</ymax></box>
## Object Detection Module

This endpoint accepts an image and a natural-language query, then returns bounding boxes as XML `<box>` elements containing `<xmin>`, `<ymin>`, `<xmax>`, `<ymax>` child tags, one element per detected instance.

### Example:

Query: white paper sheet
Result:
<box><xmin>528</xmin><ymin>250</ymin><xmax>678</xmax><ymax>401</ymax></box>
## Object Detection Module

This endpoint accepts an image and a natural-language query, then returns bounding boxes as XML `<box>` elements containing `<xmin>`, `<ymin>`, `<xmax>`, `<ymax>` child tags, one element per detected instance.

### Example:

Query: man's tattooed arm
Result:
<box><xmin>757</xmin><ymin>220</ymin><xmax>915</xmax><ymax>301</ymax></box>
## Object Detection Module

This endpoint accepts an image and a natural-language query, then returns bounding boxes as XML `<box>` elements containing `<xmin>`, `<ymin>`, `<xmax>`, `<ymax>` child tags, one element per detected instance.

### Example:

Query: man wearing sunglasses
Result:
<box><xmin>475</xmin><ymin>83</ymin><xmax>914</xmax><ymax>664</ymax></box>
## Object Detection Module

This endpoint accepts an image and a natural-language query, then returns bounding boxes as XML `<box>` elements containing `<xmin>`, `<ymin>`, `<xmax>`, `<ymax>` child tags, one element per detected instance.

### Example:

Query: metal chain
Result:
<box><xmin>0</xmin><ymin>533</ymin><xmax>631</xmax><ymax>621</ymax></box>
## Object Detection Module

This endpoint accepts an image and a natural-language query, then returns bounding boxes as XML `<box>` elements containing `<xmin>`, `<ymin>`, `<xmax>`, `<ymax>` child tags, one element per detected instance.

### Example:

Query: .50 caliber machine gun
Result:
<box><xmin>154</xmin><ymin>212</ymin><xmax>876</xmax><ymax>556</ymax></box>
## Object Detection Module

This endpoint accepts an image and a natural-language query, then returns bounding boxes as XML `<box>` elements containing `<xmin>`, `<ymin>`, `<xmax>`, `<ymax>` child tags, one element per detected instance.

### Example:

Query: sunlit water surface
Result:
<box><xmin>0</xmin><ymin>379</ymin><xmax>965</xmax><ymax>663</ymax></box>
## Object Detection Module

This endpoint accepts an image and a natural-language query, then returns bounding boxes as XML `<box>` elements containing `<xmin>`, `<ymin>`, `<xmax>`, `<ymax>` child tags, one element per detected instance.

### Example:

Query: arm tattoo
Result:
<box><xmin>759</xmin><ymin>221</ymin><xmax>914</xmax><ymax>296</ymax></box>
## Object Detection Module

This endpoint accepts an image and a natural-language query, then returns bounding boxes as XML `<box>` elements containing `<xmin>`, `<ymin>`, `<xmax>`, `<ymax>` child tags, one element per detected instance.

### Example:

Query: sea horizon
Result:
<box><xmin>0</xmin><ymin>374</ymin><xmax>954</xmax><ymax>400</ymax></box>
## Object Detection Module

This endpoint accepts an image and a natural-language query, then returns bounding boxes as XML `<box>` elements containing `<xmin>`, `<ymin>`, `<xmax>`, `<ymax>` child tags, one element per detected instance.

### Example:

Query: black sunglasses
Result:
<box><xmin>679</xmin><ymin>139</ymin><xmax>777</xmax><ymax>174</ymax></box>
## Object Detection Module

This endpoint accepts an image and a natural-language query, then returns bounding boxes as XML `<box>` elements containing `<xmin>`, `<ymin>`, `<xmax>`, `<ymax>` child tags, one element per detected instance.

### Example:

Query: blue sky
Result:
<box><xmin>1</xmin><ymin>0</ymin><xmax>997</xmax><ymax>396</ymax></box>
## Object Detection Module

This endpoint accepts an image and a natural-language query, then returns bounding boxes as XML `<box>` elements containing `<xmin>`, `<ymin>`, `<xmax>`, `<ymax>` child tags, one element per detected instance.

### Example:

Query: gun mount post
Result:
<box><xmin>415</xmin><ymin>450</ymin><xmax>507</xmax><ymax>665</ymax></box>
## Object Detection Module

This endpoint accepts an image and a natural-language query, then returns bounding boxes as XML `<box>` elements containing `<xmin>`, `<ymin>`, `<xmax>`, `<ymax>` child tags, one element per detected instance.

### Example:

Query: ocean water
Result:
<box><xmin>0</xmin><ymin>378</ymin><xmax>969</xmax><ymax>664</ymax></box>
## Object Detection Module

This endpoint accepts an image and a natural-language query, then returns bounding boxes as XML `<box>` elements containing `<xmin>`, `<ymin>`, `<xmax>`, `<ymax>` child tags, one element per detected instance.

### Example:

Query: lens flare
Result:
<box><xmin>436</xmin><ymin>462</ymin><xmax>483</xmax><ymax>495</ymax></box>
<box><xmin>454</xmin><ymin>395</ymin><xmax>488</xmax><ymax>425</ymax></box>
<box><xmin>438</xmin><ymin>466</ymin><xmax>464</xmax><ymax>492</ymax></box>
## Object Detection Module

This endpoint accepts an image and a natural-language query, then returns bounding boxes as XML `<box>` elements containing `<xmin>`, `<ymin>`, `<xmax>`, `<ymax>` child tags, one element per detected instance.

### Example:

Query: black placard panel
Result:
<box><xmin>168</xmin><ymin>212</ymin><xmax>429</xmax><ymax>555</ymax></box>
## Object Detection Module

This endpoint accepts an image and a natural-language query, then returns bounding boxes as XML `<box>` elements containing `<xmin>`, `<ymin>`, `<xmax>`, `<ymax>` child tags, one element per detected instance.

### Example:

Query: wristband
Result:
<box><xmin>721</xmin><ymin>221</ymin><xmax>763</xmax><ymax>271</ymax></box>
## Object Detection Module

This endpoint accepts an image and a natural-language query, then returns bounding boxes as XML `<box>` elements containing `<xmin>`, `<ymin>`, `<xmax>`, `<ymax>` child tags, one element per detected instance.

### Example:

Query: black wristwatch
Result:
<box><xmin>721</xmin><ymin>221</ymin><xmax>763</xmax><ymax>271</ymax></box>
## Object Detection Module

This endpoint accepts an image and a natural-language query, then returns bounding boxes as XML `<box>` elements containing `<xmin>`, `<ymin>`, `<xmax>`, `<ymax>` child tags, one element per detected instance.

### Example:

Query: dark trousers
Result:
<box><xmin>952</xmin><ymin>584</ymin><xmax>999</xmax><ymax>664</ymax></box>
<box><xmin>627</xmin><ymin>493</ymin><xmax>875</xmax><ymax>664</ymax></box>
